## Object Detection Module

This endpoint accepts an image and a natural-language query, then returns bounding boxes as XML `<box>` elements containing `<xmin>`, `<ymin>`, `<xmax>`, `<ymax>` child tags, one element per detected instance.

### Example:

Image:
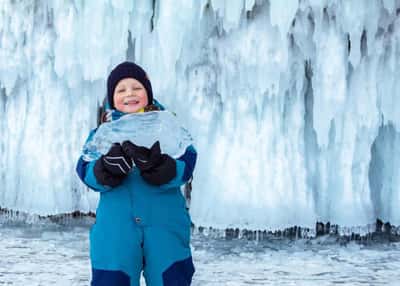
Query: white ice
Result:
<box><xmin>0</xmin><ymin>0</ymin><xmax>399</xmax><ymax>229</ymax></box>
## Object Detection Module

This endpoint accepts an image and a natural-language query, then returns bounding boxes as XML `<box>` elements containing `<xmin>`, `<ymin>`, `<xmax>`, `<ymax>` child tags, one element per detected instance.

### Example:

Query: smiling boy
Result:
<box><xmin>76</xmin><ymin>62</ymin><xmax>197</xmax><ymax>286</ymax></box>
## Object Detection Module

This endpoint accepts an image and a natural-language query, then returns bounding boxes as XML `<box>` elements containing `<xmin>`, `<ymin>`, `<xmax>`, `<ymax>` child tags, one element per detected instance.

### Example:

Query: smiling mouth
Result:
<box><xmin>123</xmin><ymin>99</ymin><xmax>140</xmax><ymax>105</ymax></box>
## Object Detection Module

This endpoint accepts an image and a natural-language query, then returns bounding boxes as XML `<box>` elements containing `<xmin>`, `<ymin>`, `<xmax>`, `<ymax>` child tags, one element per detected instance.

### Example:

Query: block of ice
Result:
<box><xmin>82</xmin><ymin>111</ymin><xmax>193</xmax><ymax>161</ymax></box>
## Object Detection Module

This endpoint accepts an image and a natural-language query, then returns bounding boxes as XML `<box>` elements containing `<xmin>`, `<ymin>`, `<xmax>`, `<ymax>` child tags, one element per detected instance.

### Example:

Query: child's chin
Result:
<box><xmin>121</xmin><ymin>105</ymin><xmax>142</xmax><ymax>113</ymax></box>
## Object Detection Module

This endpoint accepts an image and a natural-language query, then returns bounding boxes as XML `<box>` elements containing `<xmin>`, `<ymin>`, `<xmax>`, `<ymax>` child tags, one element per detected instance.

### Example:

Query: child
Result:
<box><xmin>76</xmin><ymin>62</ymin><xmax>197</xmax><ymax>286</ymax></box>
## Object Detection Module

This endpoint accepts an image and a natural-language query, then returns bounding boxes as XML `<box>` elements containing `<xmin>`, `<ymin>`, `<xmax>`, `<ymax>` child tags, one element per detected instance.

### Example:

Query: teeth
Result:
<box><xmin>123</xmin><ymin>100</ymin><xmax>139</xmax><ymax>105</ymax></box>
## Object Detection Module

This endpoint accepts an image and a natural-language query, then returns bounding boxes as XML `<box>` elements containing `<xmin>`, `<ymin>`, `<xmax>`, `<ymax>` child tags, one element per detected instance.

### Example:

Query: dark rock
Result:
<box><xmin>376</xmin><ymin>219</ymin><xmax>384</xmax><ymax>233</ymax></box>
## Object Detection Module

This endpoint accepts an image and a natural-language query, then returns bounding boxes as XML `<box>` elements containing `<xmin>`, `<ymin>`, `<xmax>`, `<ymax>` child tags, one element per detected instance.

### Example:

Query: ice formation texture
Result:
<box><xmin>82</xmin><ymin>111</ymin><xmax>193</xmax><ymax>161</ymax></box>
<box><xmin>0</xmin><ymin>0</ymin><xmax>399</xmax><ymax>229</ymax></box>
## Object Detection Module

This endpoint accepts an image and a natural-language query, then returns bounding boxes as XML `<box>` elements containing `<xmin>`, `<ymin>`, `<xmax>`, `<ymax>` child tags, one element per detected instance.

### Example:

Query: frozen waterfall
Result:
<box><xmin>0</xmin><ymin>0</ymin><xmax>399</xmax><ymax>230</ymax></box>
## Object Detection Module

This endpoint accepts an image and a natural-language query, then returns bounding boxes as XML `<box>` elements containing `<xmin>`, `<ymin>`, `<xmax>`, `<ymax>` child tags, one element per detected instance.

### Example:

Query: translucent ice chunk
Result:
<box><xmin>82</xmin><ymin>111</ymin><xmax>193</xmax><ymax>161</ymax></box>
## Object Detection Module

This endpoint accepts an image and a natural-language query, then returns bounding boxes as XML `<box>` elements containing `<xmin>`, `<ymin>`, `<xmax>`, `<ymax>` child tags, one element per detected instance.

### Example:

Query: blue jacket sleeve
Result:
<box><xmin>160</xmin><ymin>144</ymin><xmax>197</xmax><ymax>189</ymax></box>
<box><xmin>76</xmin><ymin>129</ymin><xmax>111</xmax><ymax>193</ymax></box>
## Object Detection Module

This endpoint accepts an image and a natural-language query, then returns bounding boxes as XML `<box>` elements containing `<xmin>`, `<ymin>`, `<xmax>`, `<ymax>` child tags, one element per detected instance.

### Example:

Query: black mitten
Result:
<box><xmin>122</xmin><ymin>141</ymin><xmax>162</xmax><ymax>171</ymax></box>
<box><xmin>141</xmin><ymin>154</ymin><xmax>176</xmax><ymax>186</ymax></box>
<box><xmin>93</xmin><ymin>143</ymin><xmax>132</xmax><ymax>187</ymax></box>
<box><xmin>94</xmin><ymin>160</ymin><xmax>125</xmax><ymax>187</ymax></box>
<box><xmin>122</xmin><ymin>140</ymin><xmax>176</xmax><ymax>185</ymax></box>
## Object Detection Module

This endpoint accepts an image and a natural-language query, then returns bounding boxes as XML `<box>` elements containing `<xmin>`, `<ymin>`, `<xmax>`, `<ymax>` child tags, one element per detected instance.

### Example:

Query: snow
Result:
<box><xmin>1</xmin><ymin>222</ymin><xmax>400</xmax><ymax>285</ymax></box>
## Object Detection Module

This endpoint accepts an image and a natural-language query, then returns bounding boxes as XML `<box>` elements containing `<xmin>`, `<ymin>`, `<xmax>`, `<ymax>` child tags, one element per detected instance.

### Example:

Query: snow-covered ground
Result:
<box><xmin>1</xmin><ymin>221</ymin><xmax>400</xmax><ymax>286</ymax></box>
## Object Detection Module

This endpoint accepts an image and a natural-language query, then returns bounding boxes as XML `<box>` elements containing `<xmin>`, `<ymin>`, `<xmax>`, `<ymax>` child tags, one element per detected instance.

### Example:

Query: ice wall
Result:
<box><xmin>0</xmin><ymin>0</ymin><xmax>399</xmax><ymax>229</ymax></box>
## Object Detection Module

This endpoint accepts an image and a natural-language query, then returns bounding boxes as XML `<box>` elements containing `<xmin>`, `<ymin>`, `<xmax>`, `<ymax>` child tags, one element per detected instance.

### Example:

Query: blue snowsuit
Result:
<box><xmin>76</xmin><ymin>101</ymin><xmax>197</xmax><ymax>286</ymax></box>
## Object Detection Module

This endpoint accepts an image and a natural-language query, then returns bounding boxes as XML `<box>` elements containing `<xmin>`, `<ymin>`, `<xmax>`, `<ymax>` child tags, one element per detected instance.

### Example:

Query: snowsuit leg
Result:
<box><xmin>89</xmin><ymin>217</ymin><xmax>143</xmax><ymax>286</ymax></box>
<box><xmin>142</xmin><ymin>226</ymin><xmax>195</xmax><ymax>286</ymax></box>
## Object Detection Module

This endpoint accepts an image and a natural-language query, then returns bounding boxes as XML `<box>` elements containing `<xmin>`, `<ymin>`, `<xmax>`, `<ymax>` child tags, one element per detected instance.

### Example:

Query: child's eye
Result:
<box><xmin>133</xmin><ymin>87</ymin><xmax>142</xmax><ymax>90</ymax></box>
<box><xmin>118</xmin><ymin>89</ymin><xmax>126</xmax><ymax>93</ymax></box>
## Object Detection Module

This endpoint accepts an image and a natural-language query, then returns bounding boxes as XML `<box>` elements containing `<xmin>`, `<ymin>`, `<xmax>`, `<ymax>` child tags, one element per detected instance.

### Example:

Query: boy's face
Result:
<box><xmin>113</xmin><ymin>78</ymin><xmax>149</xmax><ymax>113</ymax></box>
